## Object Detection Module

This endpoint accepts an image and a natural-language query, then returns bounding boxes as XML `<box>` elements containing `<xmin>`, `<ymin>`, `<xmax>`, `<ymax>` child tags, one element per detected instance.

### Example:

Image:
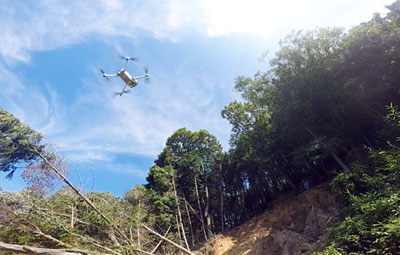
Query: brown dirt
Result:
<box><xmin>197</xmin><ymin>182</ymin><xmax>338</xmax><ymax>255</ymax></box>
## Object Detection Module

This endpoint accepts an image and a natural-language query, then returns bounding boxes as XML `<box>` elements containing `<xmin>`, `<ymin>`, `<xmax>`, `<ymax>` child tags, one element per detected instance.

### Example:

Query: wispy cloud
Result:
<box><xmin>50</xmin><ymin>65</ymin><xmax>228</xmax><ymax>161</ymax></box>
<box><xmin>1</xmin><ymin>0</ymin><xmax>392</xmax><ymax>63</ymax></box>
<box><xmin>1</xmin><ymin>0</ymin><xmax>203</xmax><ymax>63</ymax></box>
<box><xmin>0</xmin><ymin>66</ymin><xmax>67</xmax><ymax>134</ymax></box>
<box><xmin>1</xmin><ymin>60</ymin><xmax>230</xmax><ymax>165</ymax></box>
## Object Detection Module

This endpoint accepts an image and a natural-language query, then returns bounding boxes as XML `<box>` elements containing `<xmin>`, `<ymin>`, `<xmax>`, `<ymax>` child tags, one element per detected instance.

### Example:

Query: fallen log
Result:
<box><xmin>0</xmin><ymin>241</ymin><xmax>98</xmax><ymax>255</ymax></box>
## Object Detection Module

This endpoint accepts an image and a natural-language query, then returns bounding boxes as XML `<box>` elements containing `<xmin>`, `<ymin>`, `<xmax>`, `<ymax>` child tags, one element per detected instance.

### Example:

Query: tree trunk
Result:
<box><xmin>137</xmin><ymin>198</ymin><xmax>141</xmax><ymax>249</ymax></box>
<box><xmin>302</xmin><ymin>123</ymin><xmax>351</xmax><ymax>173</ymax></box>
<box><xmin>219</xmin><ymin>163</ymin><xmax>225</xmax><ymax>232</ymax></box>
<box><xmin>200</xmin><ymin>161</ymin><xmax>211</xmax><ymax>237</ymax></box>
<box><xmin>70</xmin><ymin>204</ymin><xmax>75</xmax><ymax>228</ymax></box>
<box><xmin>172</xmin><ymin>177</ymin><xmax>190</xmax><ymax>250</ymax></box>
<box><xmin>0</xmin><ymin>242</ymin><xmax>90</xmax><ymax>255</ymax></box>
<box><xmin>175</xmin><ymin>214</ymin><xmax>182</xmax><ymax>246</ymax></box>
<box><xmin>142</xmin><ymin>225</ymin><xmax>198</xmax><ymax>255</ymax></box>
<box><xmin>151</xmin><ymin>226</ymin><xmax>171</xmax><ymax>254</ymax></box>
<box><xmin>194</xmin><ymin>175</ymin><xmax>207</xmax><ymax>241</ymax></box>
<box><xmin>183</xmin><ymin>195</ymin><xmax>195</xmax><ymax>247</ymax></box>
<box><xmin>204</xmin><ymin>182</ymin><xmax>211</xmax><ymax>235</ymax></box>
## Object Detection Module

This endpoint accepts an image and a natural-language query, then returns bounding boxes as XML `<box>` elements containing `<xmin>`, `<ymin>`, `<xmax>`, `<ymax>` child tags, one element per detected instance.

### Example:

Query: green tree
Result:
<box><xmin>147</xmin><ymin>128</ymin><xmax>222</xmax><ymax>245</ymax></box>
<box><xmin>316</xmin><ymin>105</ymin><xmax>400</xmax><ymax>255</ymax></box>
<box><xmin>0</xmin><ymin>109</ymin><xmax>45</xmax><ymax>178</ymax></box>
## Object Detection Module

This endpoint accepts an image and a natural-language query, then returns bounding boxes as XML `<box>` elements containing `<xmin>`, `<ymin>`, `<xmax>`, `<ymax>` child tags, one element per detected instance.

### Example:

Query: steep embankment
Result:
<box><xmin>199</xmin><ymin>182</ymin><xmax>338</xmax><ymax>255</ymax></box>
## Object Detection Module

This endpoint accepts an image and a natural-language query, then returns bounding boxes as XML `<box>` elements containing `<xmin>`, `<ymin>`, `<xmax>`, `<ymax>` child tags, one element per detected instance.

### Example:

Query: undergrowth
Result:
<box><xmin>315</xmin><ymin>106</ymin><xmax>400</xmax><ymax>255</ymax></box>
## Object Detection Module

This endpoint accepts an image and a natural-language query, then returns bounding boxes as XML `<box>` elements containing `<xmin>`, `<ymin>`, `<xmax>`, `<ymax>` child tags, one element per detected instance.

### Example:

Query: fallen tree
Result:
<box><xmin>0</xmin><ymin>241</ymin><xmax>96</xmax><ymax>255</ymax></box>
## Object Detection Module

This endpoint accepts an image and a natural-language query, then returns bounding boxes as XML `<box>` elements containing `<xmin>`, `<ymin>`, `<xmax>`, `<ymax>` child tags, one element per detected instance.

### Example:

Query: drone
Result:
<box><xmin>99</xmin><ymin>56</ymin><xmax>149</xmax><ymax>97</ymax></box>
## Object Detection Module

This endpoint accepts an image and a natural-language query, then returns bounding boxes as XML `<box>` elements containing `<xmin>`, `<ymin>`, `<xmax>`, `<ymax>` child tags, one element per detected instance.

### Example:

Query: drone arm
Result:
<box><xmin>118</xmin><ymin>84</ymin><xmax>129</xmax><ymax>95</ymax></box>
<box><xmin>121</xmin><ymin>84</ymin><xmax>128</xmax><ymax>92</ymax></box>
<box><xmin>133</xmin><ymin>75</ymin><xmax>147</xmax><ymax>80</ymax></box>
<box><xmin>123</xmin><ymin>59</ymin><xmax>129</xmax><ymax>71</ymax></box>
<box><xmin>103</xmin><ymin>73</ymin><xmax>119</xmax><ymax>77</ymax></box>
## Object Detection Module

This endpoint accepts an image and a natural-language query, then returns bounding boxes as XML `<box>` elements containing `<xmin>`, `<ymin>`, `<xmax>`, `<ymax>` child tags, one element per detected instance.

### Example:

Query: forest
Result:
<box><xmin>0</xmin><ymin>1</ymin><xmax>399</xmax><ymax>254</ymax></box>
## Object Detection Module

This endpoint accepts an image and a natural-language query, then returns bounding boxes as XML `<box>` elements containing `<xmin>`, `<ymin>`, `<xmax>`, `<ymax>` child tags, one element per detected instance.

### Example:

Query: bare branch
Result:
<box><xmin>142</xmin><ymin>225</ymin><xmax>197</xmax><ymax>255</ymax></box>
<box><xmin>150</xmin><ymin>226</ymin><xmax>171</xmax><ymax>254</ymax></box>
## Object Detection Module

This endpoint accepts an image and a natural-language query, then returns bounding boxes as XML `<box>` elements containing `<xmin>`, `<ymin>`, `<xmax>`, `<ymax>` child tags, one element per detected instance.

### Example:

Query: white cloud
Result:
<box><xmin>1</xmin><ymin>0</ymin><xmax>393</xmax><ymax>63</ymax></box>
<box><xmin>0</xmin><ymin>64</ymin><xmax>226</xmax><ymax>164</ymax></box>
<box><xmin>200</xmin><ymin>0</ymin><xmax>393</xmax><ymax>37</ymax></box>
<box><xmin>0</xmin><ymin>66</ymin><xmax>67</xmax><ymax>135</ymax></box>
<box><xmin>54</xmin><ymin>67</ymin><xmax>225</xmax><ymax>161</ymax></box>
<box><xmin>0</xmin><ymin>0</ymin><xmax>202</xmax><ymax>63</ymax></box>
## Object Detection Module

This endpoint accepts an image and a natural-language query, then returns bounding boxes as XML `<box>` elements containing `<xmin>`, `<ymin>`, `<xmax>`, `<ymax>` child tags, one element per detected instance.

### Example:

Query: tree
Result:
<box><xmin>147</xmin><ymin>128</ymin><xmax>222</xmax><ymax>245</ymax></box>
<box><xmin>0</xmin><ymin>109</ymin><xmax>45</xmax><ymax>178</ymax></box>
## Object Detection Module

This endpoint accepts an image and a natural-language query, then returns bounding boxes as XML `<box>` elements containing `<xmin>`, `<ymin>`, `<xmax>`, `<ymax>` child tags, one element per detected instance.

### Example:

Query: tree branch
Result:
<box><xmin>142</xmin><ymin>225</ymin><xmax>197</xmax><ymax>255</ymax></box>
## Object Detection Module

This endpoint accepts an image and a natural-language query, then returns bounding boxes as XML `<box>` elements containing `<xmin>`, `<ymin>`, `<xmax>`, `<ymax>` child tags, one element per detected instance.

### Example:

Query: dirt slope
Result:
<box><xmin>198</xmin><ymin>182</ymin><xmax>338</xmax><ymax>255</ymax></box>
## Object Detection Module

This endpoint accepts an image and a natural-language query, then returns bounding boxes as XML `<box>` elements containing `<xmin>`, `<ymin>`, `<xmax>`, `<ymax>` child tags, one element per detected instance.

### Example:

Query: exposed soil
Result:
<box><xmin>198</xmin><ymin>182</ymin><xmax>339</xmax><ymax>255</ymax></box>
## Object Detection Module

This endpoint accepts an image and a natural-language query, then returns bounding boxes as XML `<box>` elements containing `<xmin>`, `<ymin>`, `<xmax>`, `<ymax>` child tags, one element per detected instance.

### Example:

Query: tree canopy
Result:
<box><xmin>0</xmin><ymin>109</ymin><xmax>45</xmax><ymax>178</ymax></box>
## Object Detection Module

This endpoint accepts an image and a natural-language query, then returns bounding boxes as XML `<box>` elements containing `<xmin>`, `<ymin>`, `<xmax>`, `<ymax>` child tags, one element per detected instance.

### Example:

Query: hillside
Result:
<box><xmin>199</xmin><ymin>183</ymin><xmax>338</xmax><ymax>255</ymax></box>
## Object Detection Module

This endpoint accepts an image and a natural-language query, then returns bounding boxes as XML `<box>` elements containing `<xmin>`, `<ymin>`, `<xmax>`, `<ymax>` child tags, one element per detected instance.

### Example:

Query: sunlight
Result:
<box><xmin>199</xmin><ymin>0</ymin><xmax>392</xmax><ymax>37</ymax></box>
<box><xmin>200</xmin><ymin>0</ymin><xmax>328</xmax><ymax>37</ymax></box>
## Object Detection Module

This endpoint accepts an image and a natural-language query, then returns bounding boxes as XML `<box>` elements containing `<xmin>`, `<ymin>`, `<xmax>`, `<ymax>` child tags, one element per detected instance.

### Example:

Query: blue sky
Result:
<box><xmin>0</xmin><ymin>0</ymin><xmax>392</xmax><ymax>196</ymax></box>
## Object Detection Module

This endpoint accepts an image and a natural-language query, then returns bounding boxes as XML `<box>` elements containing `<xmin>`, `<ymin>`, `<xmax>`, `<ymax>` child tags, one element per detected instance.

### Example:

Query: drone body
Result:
<box><xmin>117</xmin><ymin>69</ymin><xmax>137</xmax><ymax>87</ymax></box>
<box><xmin>100</xmin><ymin>56</ymin><xmax>149</xmax><ymax>96</ymax></box>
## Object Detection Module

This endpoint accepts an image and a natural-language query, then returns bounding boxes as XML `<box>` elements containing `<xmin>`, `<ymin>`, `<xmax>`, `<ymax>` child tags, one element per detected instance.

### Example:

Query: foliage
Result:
<box><xmin>0</xmin><ymin>109</ymin><xmax>45</xmax><ymax>178</ymax></box>
<box><xmin>316</xmin><ymin>105</ymin><xmax>400</xmax><ymax>254</ymax></box>
<box><xmin>219</xmin><ymin>0</ymin><xmax>400</xmax><ymax>230</ymax></box>
<box><xmin>0</xmin><ymin>187</ymin><xmax>155</xmax><ymax>254</ymax></box>
<box><xmin>147</xmin><ymin>128</ymin><xmax>222</xmax><ymax>247</ymax></box>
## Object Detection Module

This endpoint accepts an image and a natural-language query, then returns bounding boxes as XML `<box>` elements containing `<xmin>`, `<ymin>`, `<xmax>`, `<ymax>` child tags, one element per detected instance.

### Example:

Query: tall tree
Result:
<box><xmin>148</xmin><ymin>128</ymin><xmax>222</xmax><ymax>243</ymax></box>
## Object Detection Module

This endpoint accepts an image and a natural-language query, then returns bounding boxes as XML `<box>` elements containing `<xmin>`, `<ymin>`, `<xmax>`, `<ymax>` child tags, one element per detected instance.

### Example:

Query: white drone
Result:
<box><xmin>99</xmin><ymin>56</ymin><xmax>149</xmax><ymax>96</ymax></box>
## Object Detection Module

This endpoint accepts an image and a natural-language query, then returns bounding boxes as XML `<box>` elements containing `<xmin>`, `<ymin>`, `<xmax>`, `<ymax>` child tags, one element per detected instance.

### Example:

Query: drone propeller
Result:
<box><xmin>143</xmin><ymin>66</ymin><xmax>150</xmax><ymax>83</ymax></box>
<box><xmin>98</xmin><ymin>67</ymin><xmax>109</xmax><ymax>81</ymax></box>
<box><xmin>112</xmin><ymin>92</ymin><xmax>122</xmax><ymax>97</ymax></box>
<box><xmin>112</xmin><ymin>89</ymin><xmax>131</xmax><ymax>97</ymax></box>
<box><xmin>119</xmin><ymin>55</ymin><xmax>138</xmax><ymax>61</ymax></box>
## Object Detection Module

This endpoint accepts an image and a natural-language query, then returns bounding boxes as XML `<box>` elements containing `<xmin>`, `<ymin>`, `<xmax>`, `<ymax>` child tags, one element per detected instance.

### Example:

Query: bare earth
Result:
<box><xmin>198</xmin><ymin>182</ymin><xmax>338</xmax><ymax>255</ymax></box>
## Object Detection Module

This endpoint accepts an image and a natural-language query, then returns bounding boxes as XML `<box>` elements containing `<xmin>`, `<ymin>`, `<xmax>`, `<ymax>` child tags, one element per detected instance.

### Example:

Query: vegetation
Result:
<box><xmin>315</xmin><ymin>105</ymin><xmax>400</xmax><ymax>254</ymax></box>
<box><xmin>0</xmin><ymin>109</ymin><xmax>45</xmax><ymax>178</ymax></box>
<box><xmin>0</xmin><ymin>1</ymin><xmax>399</xmax><ymax>254</ymax></box>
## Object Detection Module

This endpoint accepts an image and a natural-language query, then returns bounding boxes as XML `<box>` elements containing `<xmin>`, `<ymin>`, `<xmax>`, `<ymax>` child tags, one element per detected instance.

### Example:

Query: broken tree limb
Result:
<box><xmin>142</xmin><ymin>225</ymin><xmax>197</xmax><ymax>255</ymax></box>
<box><xmin>60</xmin><ymin>226</ymin><xmax>123</xmax><ymax>255</ymax></box>
<box><xmin>32</xmin><ymin>147</ymin><xmax>132</xmax><ymax>245</ymax></box>
<box><xmin>134</xmin><ymin>249</ymin><xmax>154</xmax><ymax>255</ymax></box>
<box><xmin>1</xmin><ymin>204</ymin><xmax>73</xmax><ymax>249</ymax></box>
<box><xmin>150</xmin><ymin>226</ymin><xmax>171</xmax><ymax>254</ymax></box>
<box><xmin>301</xmin><ymin>123</ymin><xmax>351</xmax><ymax>173</ymax></box>
<box><xmin>0</xmin><ymin>241</ymin><xmax>91</xmax><ymax>255</ymax></box>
